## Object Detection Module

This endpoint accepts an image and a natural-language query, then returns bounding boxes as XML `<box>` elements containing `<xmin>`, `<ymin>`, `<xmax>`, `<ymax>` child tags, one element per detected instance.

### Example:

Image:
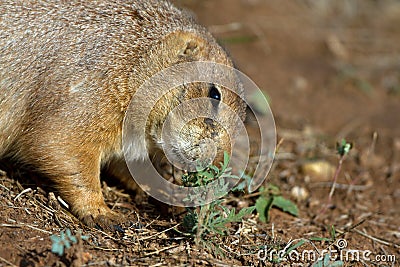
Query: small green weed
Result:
<box><xmin>255</xmin><ymin>184</ymin><xmax>299</xmax><ymax>223</ymax></box>
<box><xmin>336</xmin><ymin>139</ymin><xmax>353</xmax><ymax>157</ymax></box>
<box><xmin>50</xmin><ymin>228</ymin><xmax>88</xmax><ymax>256</ymax></box>
<box><xmin>317</xmin><ymin>139</ymin><xmax>353</xmax><ymax>217</ymax></box>
<box><xmin>182</xmin><ymin>151</ymin><xmax>234</xmax><ymax>188</ymax></box>
<box><xmin>181</xmin><ymin>152</ymin><xmax>300</xmax><ymax>257</ymax></box>
<box><xmin>181</xmin><ymin>152</ymin><xmax>255</xmax><ymax>255</ymax></box>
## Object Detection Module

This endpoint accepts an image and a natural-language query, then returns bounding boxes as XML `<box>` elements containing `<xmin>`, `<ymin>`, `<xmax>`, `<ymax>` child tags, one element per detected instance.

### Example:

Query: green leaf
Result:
<box><xmin>51</xmin><ymin>242</ymin><xmax>64</xmax><ymax>256</ymax></box>
<box><xmin>323</xmin><ymin>253</ymin><xmax>330</xmax><ymax>266</ymax></box>
<box><xmin>50</xmin><ymin>235</ymin><xmax>61</xmax><ymax>243</ymax></box>
<box><xmin>209</xmin><ymin>165</ymin><xmax>220</xmax><ymax>174</ymax></box>
<box><xmin>66</xmin><ymin>228</ymin><xmax>77</xmax><ymax>244</ymax></box>
<box><xmin>50</xmin><ymin>235</ymin><xmax>66</xmax><ymax>256</ymax></box>
<box><xmin>272</xmin><ymin>196</ymin><xmax>299</xmax><ymax>217</ymax></box>
<box><xmin>330</xmin><ymin>225</ymin><xmax>336</xmax><ymax>240</ymax></box>
<box><xmin>286</xmin><ymin>240</ymin><xmax>305</xmax><ymax>255</ymax></box>
<box><xmin>265</xmin><ymin>184</ymin><xmax>280</xmax><ymax>196</ymax></box>
<box><xmin>237</xmin><ymin>206</ymin><xmax>255</xmax><ymax>218</ymax></box>
<box><xmin>201</xmin><ymin>171</ymin><xmax>215</xmax><ymax>180</ymax></box>
<box><xmin>255</xmin><ymin>196</ymin><xmax>274</xmax><ymax>223</ymax></box>
<box><xmin>220</xmin><ymin>151</ymin><xmax>230</xmax><ymax>172</ymax></box>
<box><xmin>64</xmin><ymin>240</ymin><xmax>71</xmax><ymax>249</ymax></box>
<box><xmin>336</xmin><ymin>139</ymin><xmax>353</xmax><ymax>156</ymax></box>
<box><xmin>220</xmin><ymin>172</ymin><xmax>238</xmax><ymax>179</ymax></box>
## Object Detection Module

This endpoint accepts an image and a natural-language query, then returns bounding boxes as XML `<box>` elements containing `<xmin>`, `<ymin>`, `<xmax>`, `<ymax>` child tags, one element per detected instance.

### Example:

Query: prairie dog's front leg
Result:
<box><xmin>17</xmin><ymin>130</ymin><xmax>124</xmax><ymax>229</ymax></box>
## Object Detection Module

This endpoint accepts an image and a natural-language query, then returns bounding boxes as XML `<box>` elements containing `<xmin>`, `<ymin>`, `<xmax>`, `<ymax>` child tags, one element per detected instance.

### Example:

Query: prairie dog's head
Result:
<box><xmin>144</xmin><ymin>31</ymin><xmax>247</xmax><ymax>170</ymax></box>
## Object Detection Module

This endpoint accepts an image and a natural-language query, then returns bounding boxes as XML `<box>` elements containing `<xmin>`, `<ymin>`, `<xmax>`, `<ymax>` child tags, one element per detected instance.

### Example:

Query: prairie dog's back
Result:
<box><xmin>0</xmin><ymin>0</ymin><xmax>203</xmax><ymax>88</ymax></box>
<box><xmin>0</xmin><ymin>0</ymin><xmax>212</xmax><ymax>157</ymax></box>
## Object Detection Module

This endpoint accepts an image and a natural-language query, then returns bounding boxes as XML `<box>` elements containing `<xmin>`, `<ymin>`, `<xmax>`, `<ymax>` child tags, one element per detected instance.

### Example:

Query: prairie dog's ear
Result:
<box><xmin>182</xmin><ymin>40</ymin><xmax>199</xmax><ymax>56</ymax></box>
<box><xmin>165</xmin><ymin>31</ymin><xmax>207</xmax><ymax>59</ymax></box>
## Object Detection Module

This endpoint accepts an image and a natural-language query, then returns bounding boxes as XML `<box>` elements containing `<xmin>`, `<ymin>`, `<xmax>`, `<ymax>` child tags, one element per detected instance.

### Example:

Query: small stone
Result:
<box><xmin>301</xmin><ymin>160</ymin><xmax>335</xmax><ymax>182</ymax></box>
<box><xmin>291</xmin><ymin>186</ymin><xmax>309</xmax><ymax>201</ymax></box>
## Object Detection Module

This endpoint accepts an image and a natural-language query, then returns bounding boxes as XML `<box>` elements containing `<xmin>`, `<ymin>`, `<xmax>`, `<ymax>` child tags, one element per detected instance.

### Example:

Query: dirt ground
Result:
<box><xmin>1</xmin><ymin>0</ymin><xmax>399</xmax><ymax>266</ymax></box>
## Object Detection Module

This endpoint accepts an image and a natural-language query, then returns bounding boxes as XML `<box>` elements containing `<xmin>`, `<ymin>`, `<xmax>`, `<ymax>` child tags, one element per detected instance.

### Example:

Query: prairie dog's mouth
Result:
<box><xmin>159</xmin><ymin>122</ymin><xmax>218</xmax><ymax>172</ymax></box>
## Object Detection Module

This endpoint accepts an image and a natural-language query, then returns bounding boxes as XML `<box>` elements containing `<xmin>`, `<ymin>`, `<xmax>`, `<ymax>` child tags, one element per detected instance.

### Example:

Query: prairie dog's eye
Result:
<box><xmin>208</xmin><ymin>84</ymin><xmax>221</xmax><ymax>101</ymax></box>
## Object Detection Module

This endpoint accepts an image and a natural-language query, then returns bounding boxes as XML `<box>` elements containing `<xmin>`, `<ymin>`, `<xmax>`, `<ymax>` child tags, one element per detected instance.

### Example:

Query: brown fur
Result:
<box><xmin>0</xmin><ymin>0</ymin><xmax>246</xmax><ymax>229</ymax></box>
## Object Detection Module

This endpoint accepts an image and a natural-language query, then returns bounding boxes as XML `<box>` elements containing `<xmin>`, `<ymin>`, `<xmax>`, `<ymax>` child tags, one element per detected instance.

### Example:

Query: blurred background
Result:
<box><xmin>175</xmin><ymin>0</ymin><xmax>400</xmax><ymax>149</ymax></box>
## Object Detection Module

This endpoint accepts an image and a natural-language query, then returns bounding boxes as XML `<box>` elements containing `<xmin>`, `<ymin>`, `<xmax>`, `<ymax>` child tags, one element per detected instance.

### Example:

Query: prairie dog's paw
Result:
<box><xmin>77</xmin><ymin>204</ymin><xmax>126</xmax><ymax>231</ymax></box>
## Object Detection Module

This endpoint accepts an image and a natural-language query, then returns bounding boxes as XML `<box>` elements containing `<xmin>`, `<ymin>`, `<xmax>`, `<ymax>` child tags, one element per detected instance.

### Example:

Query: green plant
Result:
<box><xmin>255</xmin><ymin>184</ymin><xmax>299</xmax><ymax>223</ymax></box>
<box><xmin>182</xmin><ymin>151</ymin><xmax>236</xmax><ymax>188</ymax></box>
<box><xmin>182</xmin><ymin>151</ymin><xmax>240</xmax><ymax>206</ymax></box>
<box><xmin>181</xmin><ymin>152</ymin><xmax>255</xmax><ymax>253</ymax></box>
<box><xmin>336</xmin><ymin>139</ymin><xmax>353</xmax><ymax>157</ymax></box>
<box><xmin>316</xmin><ymin>139</ymin><xmax>353</xmax><ymax>217</ymax></box>
<box><xmin>329</xmin><ymin>225</ymin><xmax>336</xmax><ymax>241</ymax></box>
<box><xmin>50</xmin><ymin>228</ymin><xmax>88</xmax><ymax>256</ymax></box>
<box><xmin>333</xmin><ymin>140</ymin><xmax>352</xmax><ymax>201</ymax></box>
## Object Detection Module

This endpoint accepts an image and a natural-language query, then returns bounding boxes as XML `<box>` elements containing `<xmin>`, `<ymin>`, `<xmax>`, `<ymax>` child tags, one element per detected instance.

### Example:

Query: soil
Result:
<box><xmin>1</xmin><ymin>0</ymin><xmax>399</xmax><ymax>266</ymax></box>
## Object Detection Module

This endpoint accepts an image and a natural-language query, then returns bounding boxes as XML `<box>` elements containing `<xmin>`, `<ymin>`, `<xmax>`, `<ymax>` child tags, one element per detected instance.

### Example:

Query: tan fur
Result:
<box><xmin>0</xmin><ymin>0</ymin><xmax>246</xmax><ymax>229</ymax></box>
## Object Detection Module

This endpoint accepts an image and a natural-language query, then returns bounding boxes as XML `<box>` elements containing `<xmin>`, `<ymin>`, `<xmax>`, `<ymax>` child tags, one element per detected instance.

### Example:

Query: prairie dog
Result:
<box><xmin>0</xmin><ymin>0</ymin><xmax>246</xmax><ymax>229</ymax></box>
